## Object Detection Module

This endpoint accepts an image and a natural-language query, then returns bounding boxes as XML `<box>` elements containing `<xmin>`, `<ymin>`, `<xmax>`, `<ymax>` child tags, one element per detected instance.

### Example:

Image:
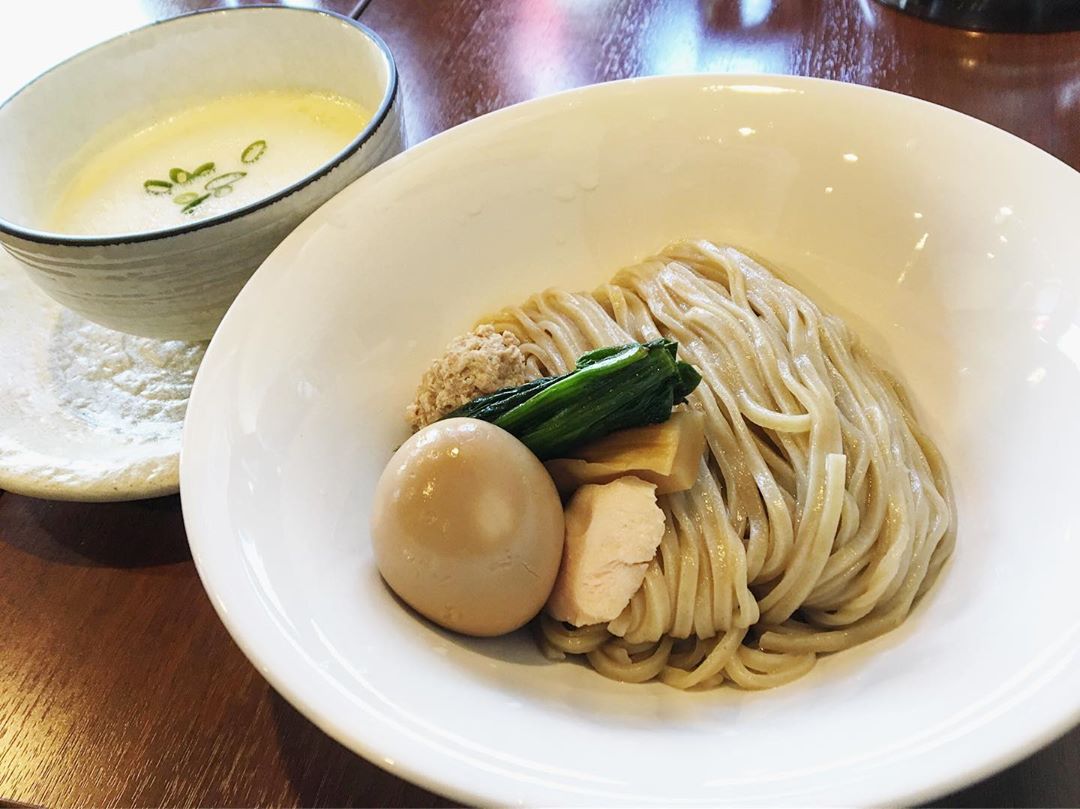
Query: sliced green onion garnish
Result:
<box><xmin>181</xmin><ymin>193</ymin><xmax>210</xmax><ymax>214</ymax></box>
<box><xmin>205</xmin><ymin>171</ymin><xmax>246</xmax><ymax>191</ymax></box>
<box><xmin>148</xmin><ymin>150</ymin><xmax>256</xmax><ymax>206</ymax></box>
<box><xmin>144</xmin><ymin>179</ymin><xmax>173</xmax><ymax>195</ymax></box>
<box><xmin>241</xmin><ymin>139</ymin><xmax>267</xmax><ymax>164</ymax></box>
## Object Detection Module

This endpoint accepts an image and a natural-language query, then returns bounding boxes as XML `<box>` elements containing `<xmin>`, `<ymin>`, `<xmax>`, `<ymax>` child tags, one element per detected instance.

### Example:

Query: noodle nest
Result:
<box><xmin>484</xmin><ymin>240</ymin><xmax>955</xmax><ymax>690</ymax></box>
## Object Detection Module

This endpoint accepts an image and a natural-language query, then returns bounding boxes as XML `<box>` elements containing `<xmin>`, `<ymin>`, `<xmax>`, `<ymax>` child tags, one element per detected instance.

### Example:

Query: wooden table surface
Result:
<box><xmin>1</xmin><ymin>1</ymin><xmax>1078</xmax><ymax>806</ymax></box>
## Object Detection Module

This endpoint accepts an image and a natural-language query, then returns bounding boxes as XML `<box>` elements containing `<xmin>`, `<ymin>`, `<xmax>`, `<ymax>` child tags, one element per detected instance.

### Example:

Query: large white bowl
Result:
<box><xmin>181</xmin><ymin>75</ymin><xmax>1080</xmax><ymax>806</ymax></box>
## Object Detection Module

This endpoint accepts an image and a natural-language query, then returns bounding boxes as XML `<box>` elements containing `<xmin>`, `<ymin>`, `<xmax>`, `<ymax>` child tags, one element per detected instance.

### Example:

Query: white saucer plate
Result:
<box><xmin>0</xmin><ymin>250</ymin><xmax>202</xmax><ymax>501</ymax></box>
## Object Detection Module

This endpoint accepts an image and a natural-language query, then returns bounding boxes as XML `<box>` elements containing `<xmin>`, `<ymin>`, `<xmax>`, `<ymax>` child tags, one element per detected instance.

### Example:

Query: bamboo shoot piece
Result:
<box><xmin>544</xmin><ymin>408</ymin><xmax>706</xmax><ymax>496</ymax></box>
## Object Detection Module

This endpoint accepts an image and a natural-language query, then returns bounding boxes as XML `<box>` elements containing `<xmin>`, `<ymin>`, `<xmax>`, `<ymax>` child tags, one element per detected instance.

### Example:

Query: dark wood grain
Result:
<box><xmin>1</xmin><ymin>1</ymin><xmax>1078</xmax><ymax>807</ymax></box>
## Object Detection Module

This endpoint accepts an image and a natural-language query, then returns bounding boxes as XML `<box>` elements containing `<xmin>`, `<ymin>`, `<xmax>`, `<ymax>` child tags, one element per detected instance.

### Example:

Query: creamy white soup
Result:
<box><xmin>49</xmin><ymin>90</ymin><xmax>370</xmax><ymax>234</ymax></box>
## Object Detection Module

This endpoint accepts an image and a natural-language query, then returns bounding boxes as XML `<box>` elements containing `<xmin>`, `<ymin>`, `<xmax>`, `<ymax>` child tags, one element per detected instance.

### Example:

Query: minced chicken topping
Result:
<box><xmin>406</xmin><ymin>324</ymin><xmax>535</xmax><ymax>431</ymax></box>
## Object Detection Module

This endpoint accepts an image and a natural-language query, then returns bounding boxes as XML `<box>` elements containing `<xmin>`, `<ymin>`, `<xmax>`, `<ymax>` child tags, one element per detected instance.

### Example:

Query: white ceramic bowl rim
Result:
<box><xmin>0</xmin><ymin>6</ymin><xmax>398</xmax><ymax>248</ymax></box>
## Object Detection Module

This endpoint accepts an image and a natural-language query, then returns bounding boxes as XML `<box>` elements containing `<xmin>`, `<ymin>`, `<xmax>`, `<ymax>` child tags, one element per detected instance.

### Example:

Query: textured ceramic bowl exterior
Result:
<box><xmin>183</xmin><ymin>75</ymin><xmax>1080</xmax><ymax>806</ymax></box>
<box><xmin>0</xmin><ymin>7</ymin><xmax>401</xmax><ymax>340</ymax></box>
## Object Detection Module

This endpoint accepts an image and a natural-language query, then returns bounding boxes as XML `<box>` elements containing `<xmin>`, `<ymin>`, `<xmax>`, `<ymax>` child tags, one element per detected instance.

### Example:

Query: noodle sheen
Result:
<box><xmin>489</xmin><ymin>241</ymin><xmax>955</xmax><ymax>690</ymax></box>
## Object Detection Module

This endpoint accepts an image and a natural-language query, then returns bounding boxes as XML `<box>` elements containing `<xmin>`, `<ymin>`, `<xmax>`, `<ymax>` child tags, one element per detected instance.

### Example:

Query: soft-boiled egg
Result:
<box><xmin>371</xmin><ymin>417</ymin><xmax>565</xmax><ymax>636</ymax></box>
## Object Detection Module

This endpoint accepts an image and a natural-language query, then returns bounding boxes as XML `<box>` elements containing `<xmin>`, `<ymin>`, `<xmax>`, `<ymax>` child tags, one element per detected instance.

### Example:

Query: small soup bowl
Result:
<box><xmin>0</xmin><ymin>7</ymin><xmax>401</xmax><ymax>340</ymax></box>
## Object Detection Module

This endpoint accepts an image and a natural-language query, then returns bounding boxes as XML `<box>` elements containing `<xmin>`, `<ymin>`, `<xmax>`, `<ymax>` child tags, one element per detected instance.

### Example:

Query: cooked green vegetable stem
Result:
<box><xmin>493</xmin><ymin>344</ymin><xmax>646</xmax><ymax>434</ymax></box>
<box><xmin>446</xmin><ymin>338</ymin><xmax>702</xmax><ymax>460</ymax></box>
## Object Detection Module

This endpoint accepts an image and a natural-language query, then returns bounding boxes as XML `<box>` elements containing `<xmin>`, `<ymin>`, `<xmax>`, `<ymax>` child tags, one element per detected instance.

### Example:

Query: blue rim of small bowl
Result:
<box><xmin>0</xmin><ymin>5</ymin><xmax>399</xmax><ymax>248</ymax></box>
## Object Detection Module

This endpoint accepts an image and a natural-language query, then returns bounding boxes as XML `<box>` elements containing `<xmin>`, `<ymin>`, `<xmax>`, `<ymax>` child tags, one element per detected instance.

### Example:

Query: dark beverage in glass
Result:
<box><xmin>875</xmin><ymin>0</ymin><xmax>1080</xmax><ymax>32</ymax></box>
